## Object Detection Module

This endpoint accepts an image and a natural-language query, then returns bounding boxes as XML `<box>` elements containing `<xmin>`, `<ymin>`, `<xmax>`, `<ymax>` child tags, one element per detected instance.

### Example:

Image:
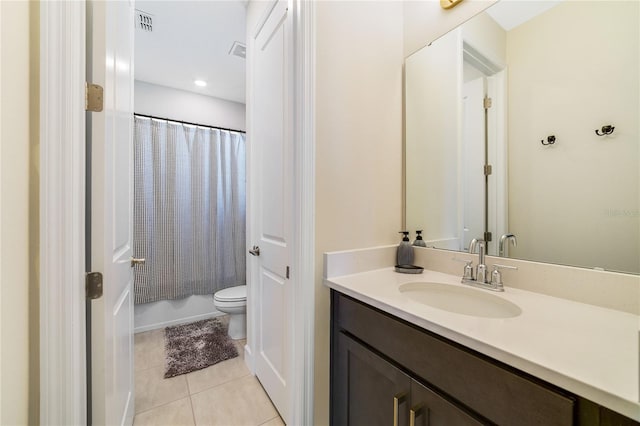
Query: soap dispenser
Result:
<box><xmin>413</xmin><ymin>230</ymin><xmax>427</xmax><ymax>247</ymax></box>
<box><xmin>397</xmin><ymin>231</ymin><xmax>415</xmax><ymax>266</ymax></box>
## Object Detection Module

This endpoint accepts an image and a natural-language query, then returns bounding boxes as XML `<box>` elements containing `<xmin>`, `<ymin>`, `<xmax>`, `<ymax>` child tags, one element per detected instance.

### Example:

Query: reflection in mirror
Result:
<box><xmin>405</xmin><ymin>0</ymin><xmax>639</xmax><ymax>274</ymax></box>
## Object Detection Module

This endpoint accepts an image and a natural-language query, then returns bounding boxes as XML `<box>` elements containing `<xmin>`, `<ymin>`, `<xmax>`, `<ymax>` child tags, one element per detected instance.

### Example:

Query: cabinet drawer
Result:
<box><xmin>333</xmin><ymin>291</ymin><xmax>575</xmax><ymax>426</ymax></box>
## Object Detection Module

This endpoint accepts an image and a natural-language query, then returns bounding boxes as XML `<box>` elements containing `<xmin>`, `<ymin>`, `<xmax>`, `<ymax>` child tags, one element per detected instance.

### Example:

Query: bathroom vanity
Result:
<box><xmin>331</xmin><ymin>291</ymin><xmax>636</xmax><ymax>426</ymax></box>
<box><xmin>325</xmin><ymin>250</ymin><xmax>640</xmax><ymax>426</ymax></box>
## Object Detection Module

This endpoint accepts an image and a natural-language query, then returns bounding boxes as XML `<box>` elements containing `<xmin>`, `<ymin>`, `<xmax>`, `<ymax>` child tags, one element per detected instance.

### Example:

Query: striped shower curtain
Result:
<box><xmin>133</xmin><ymin>116</ymin><xmax>246</xmax><ymax>304</ymax></box>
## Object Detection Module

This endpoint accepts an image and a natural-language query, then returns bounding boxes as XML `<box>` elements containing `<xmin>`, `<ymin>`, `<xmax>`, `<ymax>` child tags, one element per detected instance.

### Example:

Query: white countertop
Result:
<box><xmin>325</xmin><ymin>267</ymin><xmax>640</xmax><ymax>421</ymax></box>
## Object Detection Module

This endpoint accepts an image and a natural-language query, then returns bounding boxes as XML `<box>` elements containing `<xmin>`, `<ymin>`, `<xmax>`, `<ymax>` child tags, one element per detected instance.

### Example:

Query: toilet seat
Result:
<box><xmin>214</xmin><ymin>285</ymin><xmax>246</xmax><ymax>303</ymax></box>
<box><xmin>214</xmin><ymin>299</ymin><xmax>245</xmax><ymax>309</ymax></box>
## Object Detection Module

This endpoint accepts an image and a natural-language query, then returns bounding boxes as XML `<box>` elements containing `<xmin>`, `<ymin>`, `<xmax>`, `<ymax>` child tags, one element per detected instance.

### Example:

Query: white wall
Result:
<box><xmin>0</xmin><ymin>1</ymin><xmax>38</xmax><ymax>423</ymax></box>
<box><xmin>134</xmin><ymin>80</ymin><xmax>246</xmax><ymax>131</ymax></box>
<box><xmin>315</xmin><ymin>2</ymin><xmax>404</xmax><ymax>424</ymax></box>
<box><xmin>507</xmin><ymin>1</ymin><xmax>639</xmax><ymax>272</ymax></box>
<box><xmin>133</xmin><ymin>81</ymin><xmax>246</xmax><ymax>332</ymax></box>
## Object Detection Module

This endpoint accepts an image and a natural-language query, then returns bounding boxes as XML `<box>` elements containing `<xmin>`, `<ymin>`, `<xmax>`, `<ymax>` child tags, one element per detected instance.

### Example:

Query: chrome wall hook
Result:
<box><xmin>595</xmin><ymin>125</ymin><xmax>615</xmax><ymax>136</ymax></box>
<box><xmin>541</xmin><ymin>135</ymin><xmax>556</xmax><ymax>146</ymax></box>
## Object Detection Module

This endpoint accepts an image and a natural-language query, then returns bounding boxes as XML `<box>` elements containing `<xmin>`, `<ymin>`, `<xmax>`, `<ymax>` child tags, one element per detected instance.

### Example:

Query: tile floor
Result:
<box><xmin>133</xmin><ymin>317</ymin><xmax>284</xmax><ymax>426</ymax></box>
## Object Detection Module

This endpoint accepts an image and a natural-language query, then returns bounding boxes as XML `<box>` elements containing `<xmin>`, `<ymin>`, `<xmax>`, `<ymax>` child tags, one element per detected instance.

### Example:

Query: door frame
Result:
<box><xmin>38</xmin><ymin>1</ymin><xmax>316</xmax><ymax>425</ymax></box>
<box><xmin>290</xmin><ymin>2</ymin><xmax>316</xmax><ymax>423</ymax></box>
<box><xmin>39</xmin><ymin>1</ymin><xmax>87</xmax><ymax>425</ymax></box>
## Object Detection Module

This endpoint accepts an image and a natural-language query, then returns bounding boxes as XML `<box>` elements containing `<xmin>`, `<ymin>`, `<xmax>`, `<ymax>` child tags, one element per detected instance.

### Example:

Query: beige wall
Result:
<box><xmin>1</xmin><ymin>1</ymin><xmax>39</xmax><ymax>424</ymax></box>
<box><xmin>314</xmin><ymin>2</ymin><xmax>404</xmax><ymax>424</ymax></box>
<box><xmin>507</xmin><ymin>1</ymin><xmax>639</xmax><ymax>272</ymax></box>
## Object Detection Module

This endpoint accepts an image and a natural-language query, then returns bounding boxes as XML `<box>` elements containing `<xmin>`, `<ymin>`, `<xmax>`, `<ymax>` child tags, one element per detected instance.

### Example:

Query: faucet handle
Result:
<box><xmin>492</xmin><ymin>264</ymin><xmax>518</xmax><ymax>271</ymax></box>
<box><xmin>453</xmin><ymin>258</ymin><xmax>474</xmax><ymax>281</ymax></box>
<box><xmin>490</xmin><ymin>264</ymin><xmax>518</xmax><ymax>288</ymax></box>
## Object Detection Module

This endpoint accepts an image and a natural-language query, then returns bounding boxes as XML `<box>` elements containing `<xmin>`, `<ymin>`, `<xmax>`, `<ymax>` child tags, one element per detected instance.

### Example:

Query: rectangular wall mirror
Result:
<box><xmin>405</xmin><ymin>0</ymin><xmax>639</xmax><ymax>274</ymax></box>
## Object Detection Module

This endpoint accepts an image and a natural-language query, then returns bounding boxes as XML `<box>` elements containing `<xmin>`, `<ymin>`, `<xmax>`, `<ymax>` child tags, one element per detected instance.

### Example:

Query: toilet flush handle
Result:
<box><xmin>249</xmin><ymin>246</ymin><xmax>261</xmax><ymax>256</ymax></box>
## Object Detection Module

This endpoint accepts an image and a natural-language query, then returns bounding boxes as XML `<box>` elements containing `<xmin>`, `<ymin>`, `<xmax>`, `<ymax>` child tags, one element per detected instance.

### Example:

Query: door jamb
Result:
<box><xmin>39</xmin><ymin>1</ymin><xmax>87</xmax><ymax>425</ymax></box>
<box><xmin>291</xmin><ymin>1</ymin><xmax>316</xmax><ymax>424</ymax></box>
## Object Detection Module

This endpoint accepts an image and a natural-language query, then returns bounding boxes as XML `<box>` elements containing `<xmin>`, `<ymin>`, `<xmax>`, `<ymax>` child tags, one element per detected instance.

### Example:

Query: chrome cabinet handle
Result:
<box><xmin>249</xmin><ymin>246</ymin><xmax>260</xmax><ymax>256</ymax></box>
<box><xmin>409</xmin><ymin>403</ymin><xmax>426</xmax><ymax>426</ymax></box>
<box><xmin>393</xmin><ymin>392</ymin><xmax>407</xmax><ymax>426</ymax></box>
<box><xmin>130</xmin><ymin>257</ymin><xmax>146</xmax><ymax>267</ymax></box>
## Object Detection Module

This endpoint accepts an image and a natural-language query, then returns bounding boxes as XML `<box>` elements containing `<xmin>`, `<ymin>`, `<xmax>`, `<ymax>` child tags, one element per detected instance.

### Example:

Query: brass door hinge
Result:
<box><xmin>85</xmin><ymin>83</ymin><xmax>104</xmax><ymax>112</ymax></box>
<box><xmin>484</xmin><ymin>164</ymin><xmax>493</xmax><ymax>176</ymax></box>
<box><xmin>483</xmin><ymin>96</ymin><xmax>492</xmax><ymax>109</ymax></box>
<box><xmin>86</xmin><ymin>272</ymin><xmax>103</xmax><ymax>299</ymax></box>
<box><xmin>484</xmin><ymin>231</ymin><xmax>493</xmax><ymax>242</ymax></box>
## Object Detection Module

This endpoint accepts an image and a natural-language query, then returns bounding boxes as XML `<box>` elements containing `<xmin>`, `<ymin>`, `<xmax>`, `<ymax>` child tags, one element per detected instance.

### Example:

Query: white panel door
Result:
<box><xmin>250</xmin><ymin>0</ymin><xmax>293</xmax><ymax>422</ymax></box>
<box><xmin>88</xmin><ymin>1</ymin><xmax>135</xmax><ymax>425</ymax></box>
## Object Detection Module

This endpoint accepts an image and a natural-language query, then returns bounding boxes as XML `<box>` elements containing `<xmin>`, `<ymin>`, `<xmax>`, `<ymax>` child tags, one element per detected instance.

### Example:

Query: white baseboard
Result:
<box><xmin>133</xmin><ymin>311</ymin><xmax>224</xmax><ymax>333</ymax></box>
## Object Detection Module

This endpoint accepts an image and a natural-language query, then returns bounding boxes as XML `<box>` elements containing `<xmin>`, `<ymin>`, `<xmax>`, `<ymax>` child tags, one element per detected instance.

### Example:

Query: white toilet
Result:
<box><xmin>213</xmin><ymin>285</ymin><xmax>247</xmax><ymax>340</ymax></box>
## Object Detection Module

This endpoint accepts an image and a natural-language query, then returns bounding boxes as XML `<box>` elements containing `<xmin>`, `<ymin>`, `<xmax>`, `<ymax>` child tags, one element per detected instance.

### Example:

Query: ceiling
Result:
<box><xmin>134</xmin><ymin>1</ymin><xmax>247</xmax><ymax>104</ymax></box>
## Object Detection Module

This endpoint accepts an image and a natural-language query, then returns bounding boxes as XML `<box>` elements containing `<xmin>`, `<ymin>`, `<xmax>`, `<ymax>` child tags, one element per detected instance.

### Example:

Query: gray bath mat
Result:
<box><xmin>164</xmin><ymin>318</ymin><xmax>238</xmax><ymax>378</ymax></box>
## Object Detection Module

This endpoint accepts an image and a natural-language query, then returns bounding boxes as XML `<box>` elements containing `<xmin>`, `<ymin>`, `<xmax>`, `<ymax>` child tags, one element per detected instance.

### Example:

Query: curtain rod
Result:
<box><xmin>134</xmin><ymin>113</ymin><xmax>246</xmax><ymax>134</ymax></box>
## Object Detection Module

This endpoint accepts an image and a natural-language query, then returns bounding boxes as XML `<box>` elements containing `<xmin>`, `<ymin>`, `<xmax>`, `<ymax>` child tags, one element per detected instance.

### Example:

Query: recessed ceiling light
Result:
<box><xmin>194</xmin><ymin>80</ymin><xmax>207</xmax><ymax>87</ymax></box>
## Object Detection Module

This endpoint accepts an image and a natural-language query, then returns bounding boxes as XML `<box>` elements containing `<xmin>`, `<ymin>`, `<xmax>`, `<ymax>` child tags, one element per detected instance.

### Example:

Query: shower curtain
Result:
<box><xmin>133</xmin><ymin>116</ymin><xmax>246</xmax><ymax>304</ymax></box>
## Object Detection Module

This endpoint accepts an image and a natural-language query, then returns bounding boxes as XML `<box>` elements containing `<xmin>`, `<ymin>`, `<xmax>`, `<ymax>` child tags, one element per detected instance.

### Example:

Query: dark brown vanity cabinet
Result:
<box><xmin>330</xmin><ymin>290</ymin><xmax>640</xmax><ymax>426</ymax></box>
<box><xmin>334</xmin><ymin>331</ymin><xmax>482</xmax><ymax>426</ymax></box>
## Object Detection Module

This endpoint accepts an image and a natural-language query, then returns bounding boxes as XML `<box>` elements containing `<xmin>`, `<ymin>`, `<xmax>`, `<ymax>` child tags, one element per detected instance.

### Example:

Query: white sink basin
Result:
<box><xmin>399</xmin><ymin>282</ymin><xmax>522</xmax><ymax>319</ymax></box>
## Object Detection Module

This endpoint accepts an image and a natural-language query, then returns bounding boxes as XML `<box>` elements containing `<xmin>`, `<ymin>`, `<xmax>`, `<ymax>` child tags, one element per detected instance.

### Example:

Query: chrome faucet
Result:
<box><xmin>468</xmin><ymin>238</ymin><xmax>488</xmax><ymax>284</ymax></box>
<box><xmin>459</xmin><ymin>238</ymin><xmax>518</xmax><ymax>292</ymax></box>
<box><xmin>499</xmin><ymin>234</ymin><xmax>517</xmax><ymax>257</ymax></box>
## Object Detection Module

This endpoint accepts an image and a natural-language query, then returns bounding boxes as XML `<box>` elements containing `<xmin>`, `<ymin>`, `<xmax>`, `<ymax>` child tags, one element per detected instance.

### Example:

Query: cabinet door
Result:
<box><xmin>410</xmin><ymin>380</ymin><xmax>486</xmax><ymax>426</ymax></box>
<box><xmin>333</xmin><ymin>332</ymin><xmax>411</xmax><ymax>426</ymax></box>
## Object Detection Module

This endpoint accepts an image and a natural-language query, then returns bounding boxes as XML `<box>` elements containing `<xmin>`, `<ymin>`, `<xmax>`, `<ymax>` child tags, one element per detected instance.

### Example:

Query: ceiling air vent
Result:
<box><xmin>136</xmin><ymin>10</ymin><xmax>153</xmax><ymax>32</ymax></box>
<box><xmin>229</xmin><ymin>41</ymin><xmax>246</xmax><ymax>59</ymax></box>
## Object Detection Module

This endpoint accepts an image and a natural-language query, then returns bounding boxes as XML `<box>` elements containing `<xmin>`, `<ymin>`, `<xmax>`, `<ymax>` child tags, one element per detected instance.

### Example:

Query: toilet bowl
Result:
<box><xmin>213</xmin><ymin>285</ymin><xmax>246</xmax><ymax>340</ymax></box>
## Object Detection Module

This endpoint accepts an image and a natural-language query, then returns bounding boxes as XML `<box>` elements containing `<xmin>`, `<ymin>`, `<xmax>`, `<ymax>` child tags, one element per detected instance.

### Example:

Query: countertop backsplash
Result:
<box><xmin>324</xmin><ymin>245</ymin><xmax>640</xmax><ymax>315</ymax></box>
